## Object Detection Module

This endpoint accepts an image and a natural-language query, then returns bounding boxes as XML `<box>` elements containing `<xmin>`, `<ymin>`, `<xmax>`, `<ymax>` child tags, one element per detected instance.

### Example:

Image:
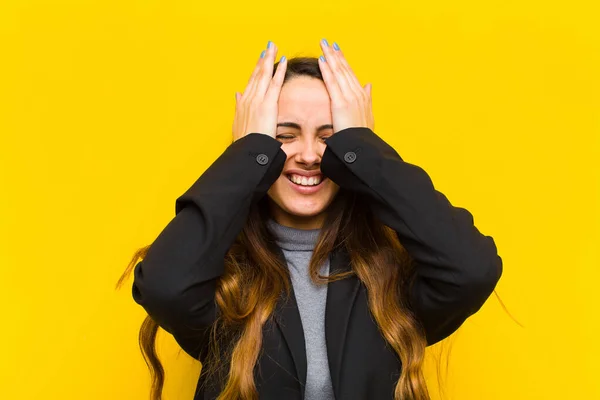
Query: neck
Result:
<box><xmin>266</xmin><ymin>218</ymin><xmax>321</xmax><ymax>251</ymax></box>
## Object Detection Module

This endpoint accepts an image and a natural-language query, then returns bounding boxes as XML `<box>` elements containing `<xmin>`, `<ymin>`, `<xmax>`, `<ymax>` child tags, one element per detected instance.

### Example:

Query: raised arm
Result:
<box><xmin>321</xmin><ymin>126</ymin><xmax>503</xmax><ymax>346</ymax></box>
<box><xmin>316</xmin><ymin>39</ymin><xmax>502</xmax><ymax>346</ymax></box>
<box><xmin>132</xmin><ymin>134</ymin><xmax>285</xmax><ymax>358</ymax></box>
<box><xmin>132</xmin><ymin>41</ymin><xmax>289</xmax><ymax>359</ymax></box>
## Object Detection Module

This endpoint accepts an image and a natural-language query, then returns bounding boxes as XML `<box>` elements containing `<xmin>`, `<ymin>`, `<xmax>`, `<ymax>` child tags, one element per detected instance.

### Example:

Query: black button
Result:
<box><xmin>343</xmin><ymin>151</ymin><xmax>357</xmax><ymax>163</ymax></box>
<box><xmin>256</xmin><ymin>154</ymin><xmax>269</xmax><ymax>165</ymax></box>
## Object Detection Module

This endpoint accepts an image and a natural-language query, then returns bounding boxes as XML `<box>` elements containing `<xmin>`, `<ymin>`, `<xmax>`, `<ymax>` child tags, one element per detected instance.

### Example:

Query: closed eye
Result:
<box><xmin>275</xmin><ymin>134</ymin><xmax>332</xmax><ymax>142</ymax></box>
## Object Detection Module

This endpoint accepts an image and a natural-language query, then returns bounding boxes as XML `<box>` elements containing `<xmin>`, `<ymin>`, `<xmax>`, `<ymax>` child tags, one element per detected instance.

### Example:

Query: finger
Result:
<box><xmin>235</xmin><ymin>92</ymin><xmax>241</xmax><ymax>104</ymax></box>
<box><xmin>253</xmin><ymin>41</ymin><xmax>279</xmax><ymax>99</ymax></box>
<box><xmin>264</xmin><ymin>55</ymin><xmax>288</xmax><ymax>104</ymax></box>
<box><xmin>328</xmin><ymin>42</ymin><xmax>367</xmax><ymax>101</ymax></box>
<box><xmin>317</xmin><ymin>54</ymin><xmax>344</xmax><ymax>105</ymax></box>
<box><xmin>333</xmin><ymin>43</ymin><xmax>363</xmax><ymax>90</ymax></box>
<box><xmin>364</xmin><ymin>83</ymin><xmax>374</xmax><ymax>129</ymax></box>
<box><xmin>320</xmin><ymin>39</ymin><xmax>356</xmax><ymax>100</ymax></box>
<box><xmin>365</xmin><ymin>83</ymin><xmax>373</xmax><ymax>114</ymax></box>
<box><xmin>244</xmin><ymin>42</ymin><xmax>277</xmax><ymax>102</ymax></box>
<box><xmin>241</xmin><ymin>49</ymin><xmax>266</xmax><ymax>101</ymax></box>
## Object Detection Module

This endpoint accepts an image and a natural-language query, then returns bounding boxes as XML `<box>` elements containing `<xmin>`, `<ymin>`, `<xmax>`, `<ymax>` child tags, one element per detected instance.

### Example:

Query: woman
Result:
<box><xmin>117</xmin><ymin>39</ymin><xmax>503</xmax><ymax>400</ymax></box>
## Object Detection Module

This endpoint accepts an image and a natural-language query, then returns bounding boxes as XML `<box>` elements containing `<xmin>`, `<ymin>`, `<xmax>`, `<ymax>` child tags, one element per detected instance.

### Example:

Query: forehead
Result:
<box><xmin>278</xmin><ymin>76</ymin><xmax>331</xmax><ymax>123</ymax></box>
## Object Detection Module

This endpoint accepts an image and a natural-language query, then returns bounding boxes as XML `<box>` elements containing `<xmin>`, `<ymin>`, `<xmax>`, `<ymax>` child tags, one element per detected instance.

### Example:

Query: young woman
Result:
<box><xmin>117</xmin><ymin>39</ymin><xmax>503</xmax><ymax>400</ymax></box>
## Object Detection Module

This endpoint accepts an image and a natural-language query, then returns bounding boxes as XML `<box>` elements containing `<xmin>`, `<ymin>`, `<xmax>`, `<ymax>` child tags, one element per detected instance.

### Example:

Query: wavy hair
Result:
<box><xmin>116</xmin><ymin>57</ymin><xmax>520</xmax><ymax>400</ymax></box>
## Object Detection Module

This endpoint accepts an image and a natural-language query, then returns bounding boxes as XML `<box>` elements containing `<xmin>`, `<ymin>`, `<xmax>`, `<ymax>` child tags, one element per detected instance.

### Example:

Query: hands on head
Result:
<box><xmin>232</xmin><ymin>40</ymin><xmax>374</xmax><ymax>142</ymax></box>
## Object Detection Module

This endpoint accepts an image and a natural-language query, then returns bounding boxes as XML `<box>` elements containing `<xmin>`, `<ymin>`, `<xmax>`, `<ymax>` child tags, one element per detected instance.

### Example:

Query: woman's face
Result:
<box><xmin>266</xmin><ymin>76</ymin><xmax>340</xmax><ymax>229</ymax></box>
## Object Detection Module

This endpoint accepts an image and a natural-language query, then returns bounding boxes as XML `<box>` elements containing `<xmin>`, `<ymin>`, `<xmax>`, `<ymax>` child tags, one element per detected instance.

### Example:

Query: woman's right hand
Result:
<box><xmin>232</xmin><ymin>41</ymin><xmax>287</xmax><ymax>142</ymax></box>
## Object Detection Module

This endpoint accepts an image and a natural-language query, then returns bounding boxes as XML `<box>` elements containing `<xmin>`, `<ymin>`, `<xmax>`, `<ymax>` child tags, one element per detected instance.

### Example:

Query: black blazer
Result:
<box><xmin>131</xmin><ymin>127</ymin><xmax>503</xmax><ymax>400</ymax></box>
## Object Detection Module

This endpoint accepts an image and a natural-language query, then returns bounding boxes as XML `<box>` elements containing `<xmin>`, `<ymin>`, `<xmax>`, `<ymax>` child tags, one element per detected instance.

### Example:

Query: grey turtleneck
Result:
<box><xmin>266</xmin><ymin>218</ymin><xmax>335</xmax><ymax>400</ymax></box>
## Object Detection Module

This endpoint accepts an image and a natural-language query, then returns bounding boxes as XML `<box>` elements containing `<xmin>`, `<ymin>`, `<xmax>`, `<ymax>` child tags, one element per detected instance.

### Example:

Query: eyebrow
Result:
<box><xmin>276</xmin><ymin>122</ymin><xmax>334</xmax><ymax>133</ymax></box>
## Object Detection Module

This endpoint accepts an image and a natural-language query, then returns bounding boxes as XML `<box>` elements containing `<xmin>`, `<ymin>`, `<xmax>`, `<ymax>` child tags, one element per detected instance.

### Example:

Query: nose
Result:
<box><xmin>294</xmin><ymin>136</ymin><xmax>323</xmax><ymax>167</ymax></box>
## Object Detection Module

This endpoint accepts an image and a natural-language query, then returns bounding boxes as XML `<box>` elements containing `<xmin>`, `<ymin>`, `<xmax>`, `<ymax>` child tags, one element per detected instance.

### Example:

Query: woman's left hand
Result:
<box><xmin>318</xmin><ymin>39</ymin><xmax>375</xmax><ymax>133</ymax></box>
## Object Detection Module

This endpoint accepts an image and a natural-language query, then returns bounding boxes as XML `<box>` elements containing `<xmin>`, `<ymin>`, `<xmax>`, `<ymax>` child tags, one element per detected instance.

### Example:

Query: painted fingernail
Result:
<box><xmin>333</xmin><ymin>42</ymin><xmax>340</xmax><ymax>51</ymax></box>
<box><xmin>280</xmin><ymin>55</ymin><xmax>286</xmax><ymax>62</ymax></box>
<box><xmin>320</xmin><ymin>55</ymin><xmax>326</xmax><ymax>62</ymax></box>
<box><xmin>260</xmin><ymin>50</ymin><xmax>266</xmax><ymax>58</ymax></box>
<box><xmin>267</xmin><ymin>41</ymin><xmax>272</xmax><ymax>49</ymax></box>
<box><xmin>321</xmin><ymin>38</ymin><xmax>329</xmax><ymax>46</ymax></box>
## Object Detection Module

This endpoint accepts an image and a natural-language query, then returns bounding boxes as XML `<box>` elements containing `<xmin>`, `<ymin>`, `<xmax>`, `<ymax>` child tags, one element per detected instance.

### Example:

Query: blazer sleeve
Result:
<box><xmin>131</xmin><ymin>133</ymin><xmax>286</xmax><ymax>359</ymax></box>
<box><xmin>321</xmin><ymin>127</ymin><xmax>503</xmax><ymax>346</ymax></box>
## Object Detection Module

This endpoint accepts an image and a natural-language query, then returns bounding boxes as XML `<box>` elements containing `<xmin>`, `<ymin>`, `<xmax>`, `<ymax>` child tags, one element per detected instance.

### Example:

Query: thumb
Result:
<box><xmin>363</xmin><ymin>83</ymin><xmax>372</xmax><ymax>98</ymax></box>
<box><xmin>235</xmin><ymin>92</ymin><xmax>241</xmax><ymax>104</ymax></box>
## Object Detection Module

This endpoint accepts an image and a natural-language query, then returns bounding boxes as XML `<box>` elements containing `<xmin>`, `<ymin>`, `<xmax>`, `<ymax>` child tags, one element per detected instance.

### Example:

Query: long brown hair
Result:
<box><xmin>116</xmin><ymin>57</ymin><xmax>520</xmax><ymax>400</ymax></box>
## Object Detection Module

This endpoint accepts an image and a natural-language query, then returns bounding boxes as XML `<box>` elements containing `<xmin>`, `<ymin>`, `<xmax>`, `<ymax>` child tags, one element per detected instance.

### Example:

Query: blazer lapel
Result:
<box><xmin>272</xmin><ymin>245</ymin><xmax>361</xmax><ymax>400</ymax></box>
<box><xmin>325</xmin><ymin>246</ymin><xmax>361</xmax><ymax>398</ymax></box>
<box><xmin>273</xmin><ymin>247</ymin><xmax>308</xmax><ymax>399</ymax></box>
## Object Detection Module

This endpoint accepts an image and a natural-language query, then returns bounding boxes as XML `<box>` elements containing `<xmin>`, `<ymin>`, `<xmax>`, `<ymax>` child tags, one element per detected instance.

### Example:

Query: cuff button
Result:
<box><xmin>343</xmin><ymin>151</ymin><xmax>357</xmax><ymax>163</ymax></box>
<box><xmin>256</xmin><ymin>154</ymin><xmax>269</xmax><ymax>165</ymax></box>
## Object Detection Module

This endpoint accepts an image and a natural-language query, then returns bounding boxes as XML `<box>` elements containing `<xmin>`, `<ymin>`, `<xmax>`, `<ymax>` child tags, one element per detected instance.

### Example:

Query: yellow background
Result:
<box><xmin>1</xmin><ymin>0</ymin><xmax>598</xmax><ymax>399</ymax></box>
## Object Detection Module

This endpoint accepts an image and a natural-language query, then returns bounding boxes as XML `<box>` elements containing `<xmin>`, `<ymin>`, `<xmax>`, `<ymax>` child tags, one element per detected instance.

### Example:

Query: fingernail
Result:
<box><xmin>280</xmin><ymin>55</ymin><xmax>286</xmax><ymax>62</ymax></box>
<box><xmin>321</xmin><ymin>38</ymin><xmax>329</xmax><ymax>46</ymax></box>
<box><xmin>333</xmin><ymin>42</ymin><xmax>340</xmax><ymax>51</ymax></box>
<box><xmin>267</xmin><ymin>41</ymin><xmax>272</xmax><ymax>49</ymax></box>
<box><xmin>319</xmin><ymin>55</ymin><xmax>326</xmax><ymax>62</ymax></box>
<box><xmin>260</xmin><ymin>50</ymin><xmax>266</xmax><ymax>58</ymax></box>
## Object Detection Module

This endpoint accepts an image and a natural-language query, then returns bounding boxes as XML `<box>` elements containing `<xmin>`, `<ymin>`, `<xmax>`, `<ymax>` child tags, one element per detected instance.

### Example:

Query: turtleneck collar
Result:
<box><xmin>266</xmin><ymin>218</ymin><xmax>321</xmax><ymax>251</ymax></box>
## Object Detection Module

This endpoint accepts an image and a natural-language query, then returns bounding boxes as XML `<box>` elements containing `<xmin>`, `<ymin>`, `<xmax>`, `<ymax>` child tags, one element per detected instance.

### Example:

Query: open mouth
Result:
<box><xmin>286</xmin><ymin>174</ymin><xmax>324</xmax><ymax>187</ymax></box>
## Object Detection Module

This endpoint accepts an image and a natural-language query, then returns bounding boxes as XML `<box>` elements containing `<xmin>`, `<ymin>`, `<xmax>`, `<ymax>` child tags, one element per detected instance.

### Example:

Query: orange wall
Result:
<box><xmin>1</xmin><ymin>0</ymin><xmax>598</xmax><ymax>399</ymax></box>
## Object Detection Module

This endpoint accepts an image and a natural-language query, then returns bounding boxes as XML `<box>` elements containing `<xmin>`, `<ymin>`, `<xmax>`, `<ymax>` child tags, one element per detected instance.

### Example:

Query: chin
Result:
<box><xmin>281</xmin><ymin>199</ymin><xmax>328</xmax><ymax>217</ymax></box>
<box><xmin>269</xmin><ymin>192</ymin><xmax>334</xmax><ymax>219</ymax></box>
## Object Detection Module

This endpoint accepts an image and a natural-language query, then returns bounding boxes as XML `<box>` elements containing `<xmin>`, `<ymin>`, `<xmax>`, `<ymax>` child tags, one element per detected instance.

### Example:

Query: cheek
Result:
<box><xmin>266</xmin><ymin>175</ymin><xmax>287</xmax><ymax>201</ymax></box>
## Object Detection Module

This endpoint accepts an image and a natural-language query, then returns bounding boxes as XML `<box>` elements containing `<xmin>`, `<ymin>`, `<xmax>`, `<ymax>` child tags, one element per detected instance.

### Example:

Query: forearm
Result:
<box><xmin>132</xmin><ymin>133</ymin><xmax>286</xmax><ymax>334</ymax></box>
<box><xmin>322</xmin><ymin>127</ymin><xmax>503</xmax><ymax>344</ymax></box>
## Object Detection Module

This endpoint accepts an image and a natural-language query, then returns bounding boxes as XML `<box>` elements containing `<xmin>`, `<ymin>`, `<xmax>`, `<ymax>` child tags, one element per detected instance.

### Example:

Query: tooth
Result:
<box><xmin>288</xmin><ymin>174</ymin><xmax>324</xmax><ymax>186</ymax></box>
